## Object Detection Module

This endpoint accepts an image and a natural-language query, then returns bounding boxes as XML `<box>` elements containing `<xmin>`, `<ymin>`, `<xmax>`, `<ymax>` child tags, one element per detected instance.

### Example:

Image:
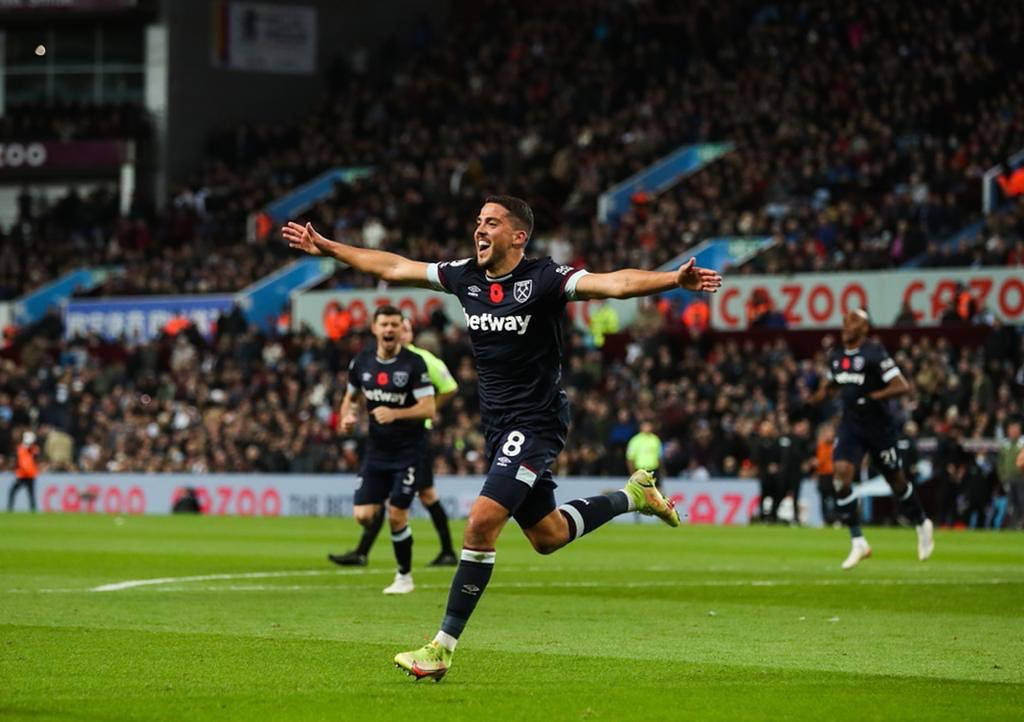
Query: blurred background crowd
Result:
<box><xmin>2</xmin><ymin>0</ymin><xmax>1023</xmax><ymax>527</ymax></box>
<box><xmin>2</xmin><ymin>0</ymin><xmax>1022</xmax><ymax>302</ymax></box>
<box><xmin>3</xmin><ymin>304</ymin><xmax>1022</xmax><ymax>527</ymax></box>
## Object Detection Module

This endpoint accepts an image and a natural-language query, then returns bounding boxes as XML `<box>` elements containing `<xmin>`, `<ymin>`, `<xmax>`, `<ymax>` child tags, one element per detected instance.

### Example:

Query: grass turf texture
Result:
<box><xmin>2</xmin><ymin>514</ymin><xmax>1022</xmax><ymax>721</ymax></box>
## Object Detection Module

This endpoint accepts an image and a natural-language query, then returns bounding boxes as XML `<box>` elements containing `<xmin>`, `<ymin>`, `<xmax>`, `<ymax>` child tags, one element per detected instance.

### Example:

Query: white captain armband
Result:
<box><xmin>425</xmin><ymin>263</ymin><xmax>446</xmax><ymax>292</ymax></box>
<box><xmin>563</xmin><ymin>269</ymin><xmax>589</xmax><ymax>301</ymax></box>
<box><xmin>412</xmin><ymin>385</ymin><xmax>435</xmax><ymax>399</ymax></box>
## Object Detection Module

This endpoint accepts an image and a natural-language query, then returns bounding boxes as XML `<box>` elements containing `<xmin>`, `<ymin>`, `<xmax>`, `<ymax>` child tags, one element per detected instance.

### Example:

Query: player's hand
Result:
<box><xmin>340</xmin><ymin>413</ymin><xmax>357</xmax><ymax>434</ymax></box>
<box><xmin>676</xmin><ymin>258</ymin><xmax>722</xmax><ymax>293</ymax></box>
<box><xmin>282</xmin><ymin>221</ymin><xmax>324</xmax><ymax>256</ymax></box>
<box><xmin>371</xmin><ymin>407</ymin><xmax>398</xmax><ymax>424</ymax></box>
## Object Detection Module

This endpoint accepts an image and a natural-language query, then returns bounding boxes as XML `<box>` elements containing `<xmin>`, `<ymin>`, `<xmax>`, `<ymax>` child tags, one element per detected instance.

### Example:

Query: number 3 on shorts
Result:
<box><xmin>502</xmin><ymin>430</ymin><xmax>526</xmax><ymax>457</ymax></box>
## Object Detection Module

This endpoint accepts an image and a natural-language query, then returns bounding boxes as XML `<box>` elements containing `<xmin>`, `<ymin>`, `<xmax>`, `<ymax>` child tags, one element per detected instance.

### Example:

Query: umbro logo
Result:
<box><xmin>461</xmin><ymin>584</ymin><xmax>480</xmax><ymax>596</ymax></box>
<box><xmin>468</xmin><ymin>285</ymin><xmax>481</xmax><ymax>296</ymax></box>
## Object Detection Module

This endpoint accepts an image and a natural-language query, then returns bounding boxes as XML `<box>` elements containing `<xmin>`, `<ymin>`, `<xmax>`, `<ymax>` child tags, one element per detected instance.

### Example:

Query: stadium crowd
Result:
<box><xmin>0</xmin><ymin>101</ymin><xmax>150</xmax><ymax>142</ymax></box>
<box><xmin>2</xmin><ymin>299</ymin><xmax>1022</xmax><ymax>527</ymax></box>
<box><xmin>0</xmin><ymin>184</ymin><xmax>291</xmax><ymax>300</ymax></box>
<box><xmin>2</xmin><ymin>0</ymin><xmax>1023</xmax><ymax>302</ymax></box>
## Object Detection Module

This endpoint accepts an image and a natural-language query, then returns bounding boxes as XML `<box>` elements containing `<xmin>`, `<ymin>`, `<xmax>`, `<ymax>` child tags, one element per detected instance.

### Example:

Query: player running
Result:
<box><xmin>284</xmin><ymin>195</ymin><xmax>722</xmax><ymax>680</ymax></box>
<box><xmin>810</xmin><ymin>309</ymin><xmax>935</xmax><ymax>569</ymax></box>
<box><xmin>340</xmin><ymin>305</ymin><xmax>436</xmax><ymax>594</ymax></box>
<box><xmin>329</xmin><ymin>318</ymin><xmax>459</xmax><ymax>567</ymax></box>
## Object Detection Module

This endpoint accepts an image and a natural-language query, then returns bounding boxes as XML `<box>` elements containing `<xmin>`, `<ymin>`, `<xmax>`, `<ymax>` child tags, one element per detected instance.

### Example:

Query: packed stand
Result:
<box><xmin>211</xmin><ymin>0</ymin><xmax>1024</xmax><ymax>286</ymax></box>
<box><xmin>0</xmin><ymin>184</ymin><xmax>290</xmax><ymax>299</ymax></box>
<box><xmin>2</xmin><ymin>299</ymin><xmax>1021</xmax><ymax>527</ymax></box>
<box><xmin>605</xmin><ymin>1</ymin><xmax>1024</xmax><ymax>273</ymax></box>
<box><xmin>0</xmin><ymin>101</ymin><xmax>151</xmax><ymax>142</ymax></box>
<box><xmin>7</xmin><ymin>0</ymin><xmax>1024</xmax><ymax>300</ymax></box>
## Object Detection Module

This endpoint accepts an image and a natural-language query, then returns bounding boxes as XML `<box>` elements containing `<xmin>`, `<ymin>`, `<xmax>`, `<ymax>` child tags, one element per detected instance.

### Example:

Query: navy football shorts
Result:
<box><xmin>479</xmin><ymin>425</ymin><xmax>565</xmax><ymax>529</ymax></box>
<box><xmin>415</xmin><ymin>443</ymin><xmax>435</xmax><ymax>491</ymax></box>
<box><xmin>353</xmin><ymin>463</ymin><xmax>419</xmax><ymax>509</ymax></box>
<box><xmin>833</xmin><ymin>419</ymin><xmax>902</xmax><ymax>475</ymax></box>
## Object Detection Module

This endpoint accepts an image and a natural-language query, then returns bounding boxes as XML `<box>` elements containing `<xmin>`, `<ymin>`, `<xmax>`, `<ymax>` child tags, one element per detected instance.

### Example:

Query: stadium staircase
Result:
<box><xmin>597</xmin><ymin>142</ymin><xmax>733</xmax><ymax>224</ymax></box>
<box><xmin>14</xmin><ymin>267</ymin><xmax>121</xmax><ymax>326</ymax></box>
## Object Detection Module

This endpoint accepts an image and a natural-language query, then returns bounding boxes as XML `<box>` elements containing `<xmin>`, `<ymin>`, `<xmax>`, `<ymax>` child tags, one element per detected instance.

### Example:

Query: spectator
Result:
<box><xmin>8</xmin><ymin>431</ymin><xmax>39</xmax><ymax>512</ymax></box>
<box><xmin>625</xmin><ymin>419</ymin><xmax>663</xmax><ymax>485</ymax></box>
<box><xmin>998</xmin><ymin>419</ymin><xmax>1024</xmax><ymax>528</ymax></box>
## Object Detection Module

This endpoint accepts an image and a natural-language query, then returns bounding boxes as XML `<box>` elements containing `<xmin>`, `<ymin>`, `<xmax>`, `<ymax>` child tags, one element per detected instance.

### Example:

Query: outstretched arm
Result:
<box><xmin>573</xmin><ymin>258</ymin><xmax>722</xmax><ymax>300</ymax></box>
<box><xmin>282</xmin><ymin>222</ymin><xmax>432</xmax><ymax>287</ymax></box>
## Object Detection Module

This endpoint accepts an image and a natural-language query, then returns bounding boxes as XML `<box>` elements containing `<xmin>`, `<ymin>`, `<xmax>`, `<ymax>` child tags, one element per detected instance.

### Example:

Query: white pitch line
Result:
<box><xmin>95</xmin><ymin>577</ymin><xmax>1024</xmax><ymax>595</ymax></box>
<box><xmin>89</xmin><ymin>568</ymin><xmax>369</xmax><ymax>592</ymax></box>
<box><xmin>17</xmin><ymin>573</ymin><xmax>1018</xmax><ymax>594</ymax></box>
<box><xmin>80</xmin><ymin>564</ymin><xmax>640</xmax><ymax>593</ymax></box>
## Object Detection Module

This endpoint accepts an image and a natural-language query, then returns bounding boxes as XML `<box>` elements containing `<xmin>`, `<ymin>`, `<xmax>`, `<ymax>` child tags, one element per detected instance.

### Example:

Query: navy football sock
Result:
<box><xmin>558</xmin><ymin>491</ymin><xmax>631</xmax><ymax>542</ymax></box>
<box><xmin>897</xmin><ymin>484</ymin><xmax>926</xmax><ymax>525</ymax></box>
<box><xmin>356</xmin><ymin>507</ymin><xmax>385</xmax><ymax>556</ymax></box>
<box><xmin>425</xmin><ymin>500</ymin><xmax>454</xmax><ymax>554</ymax></box>
<box><xmin>835</xmin><ymin>487</ymin><xmax>863</xmax><ymax>538</ymax></box>
<box><xmin>440</xmin><ymin>549</ymin><xmax>495</xmax><ymax>639</ymax></box>
<box><xmin>391</xmin><ymin>525</ymin><xmax>413</xmax><ymax>574</ymax></box>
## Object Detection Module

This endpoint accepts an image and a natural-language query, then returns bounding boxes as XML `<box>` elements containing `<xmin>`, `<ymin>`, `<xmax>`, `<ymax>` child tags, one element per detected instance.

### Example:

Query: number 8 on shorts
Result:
<box><xmin>502</xmin><ymin>431</ymin><xmax>525</xmax><ymax>457</ymax></box>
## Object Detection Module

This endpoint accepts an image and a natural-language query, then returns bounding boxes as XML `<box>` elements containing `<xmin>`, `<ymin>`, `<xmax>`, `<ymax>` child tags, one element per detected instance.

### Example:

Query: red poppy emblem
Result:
<box><xmin>842</xmin><ymin>358</ymin><xmax>850</xmax><ymax>370</ymax></box>
<box><xmin>377</xmin><ymin>371</ymin><xmax>389</xmax><ymax>386</ymax></box>
<box><xmin>490</xmin><ymin>283</ymin><xmax>504</xmax><ymax>303</ymax></box>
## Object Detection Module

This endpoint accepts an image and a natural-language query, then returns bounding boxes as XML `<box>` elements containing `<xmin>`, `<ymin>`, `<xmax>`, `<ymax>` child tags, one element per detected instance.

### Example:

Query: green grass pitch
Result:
<box><xmin>2</xmin><ymin>513</ymin><xmax>1022</xmax><ymax>721</ymax></box>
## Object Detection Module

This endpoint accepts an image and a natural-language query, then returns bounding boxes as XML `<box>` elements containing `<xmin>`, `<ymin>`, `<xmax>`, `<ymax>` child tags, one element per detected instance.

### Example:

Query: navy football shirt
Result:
<box><xmin>826</xmin><ymin>341</ymin><xmax>903</xmax><ymax>427</ymax></box>
<box><xmin>426</xmin><ymin>256</ymin><xmax>588</xmax><ymax>434</ymax></box>
<box><xmin>347</xmin><ymin>346</ymin><xmax>434</xmax><ymax>466</ymax></box>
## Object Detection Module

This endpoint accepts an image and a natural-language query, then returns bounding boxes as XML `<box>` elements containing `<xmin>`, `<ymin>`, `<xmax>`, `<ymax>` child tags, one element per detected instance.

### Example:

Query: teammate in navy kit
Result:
<box><xmin>811</xmin><ymin>309</ymin><xmax>934</xmax><ymax>569</ymax></box>
<box><xmin>284</xmin><ymin>195</ymin><xmax>722</xmax><ymax>680</ymax></box>
<box><xmin>330</xmin><ymin>317</ymin><xmax>460</xmax><ymax>568</ymax></box>
<box><xmin>341</xmin><ymin>305</ymin><xmax>436</xmax><ymax>594</ymax></box>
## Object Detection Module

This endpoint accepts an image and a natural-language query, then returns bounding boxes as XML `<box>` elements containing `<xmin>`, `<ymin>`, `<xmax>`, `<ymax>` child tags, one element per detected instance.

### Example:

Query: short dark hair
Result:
<box><xmin>485</xmin><ymin>195</ymin><xmax>534</xmax><ymax>240</ymax></box>
<box><xmin>373</xmin><ymin>304</ymin><xmax>403</xmax><ymax>321</ymax></box>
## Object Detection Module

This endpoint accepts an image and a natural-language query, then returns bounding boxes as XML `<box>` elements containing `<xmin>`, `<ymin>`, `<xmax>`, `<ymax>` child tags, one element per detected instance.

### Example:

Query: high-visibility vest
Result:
<box><xmin>816</xmin><ymin>440</ymin><xmax>833</xmax><ymax>476</ymax></box>
<box><xmin>16</xmin><ymin>444</ymin><xmax>38</xmax><ymax>479</ymax></box>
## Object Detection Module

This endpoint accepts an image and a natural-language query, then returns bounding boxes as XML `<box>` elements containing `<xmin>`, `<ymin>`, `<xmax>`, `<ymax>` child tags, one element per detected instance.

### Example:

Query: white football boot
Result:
<box><xmin>841</xmin><ymin>537</ymin><xmax>872</xmax><ymax>570</ymax></box>
<box><xmin>383</xmin><ymin>572</ymin><xmax>415</xmax><ymax>594</ymax></box>
<box><xmin>916</xmin><ymin>518</ymin><xmax>935</xmax><ymax>561</ymax></box>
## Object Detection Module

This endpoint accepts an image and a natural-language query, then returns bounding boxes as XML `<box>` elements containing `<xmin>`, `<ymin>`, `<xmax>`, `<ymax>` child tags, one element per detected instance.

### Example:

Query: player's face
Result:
<box><xmin>841</xmin><ymin>312</ymin><xmax>868</xmax><ymax>346</ymax></box>
<box><xmin>372</xmin><ymin>314</ymin><xmax>403</xmax><ymax>355</ymax></box>
<box><xmin>474</xmin><ymin>202</ymin><xmax>526</xmax><ymax>271</ymax></box>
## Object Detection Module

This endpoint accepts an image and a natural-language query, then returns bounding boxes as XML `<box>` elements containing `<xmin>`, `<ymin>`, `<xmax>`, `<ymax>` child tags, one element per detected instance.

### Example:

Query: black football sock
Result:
<box><xmin>440</xmin><ymin>549</ymin><xmax>495</xmax><ymax>639</ymax></box>
<box><xmin>426</xmin><ymin>500</ymin><xmax>454</xmax><ymax>554</ymax></box>
<box><xmin>355</xmin><ymin>507</ymin><xmax>385</xmax><ymax>556</ymax></box>
<box><xmin>897</xmin><ymin>484</ymin><xmax>927</xmax><ymax>525</ymax></box>
<box><xmin>391</xmin><ymin>525</ymin><xmax>413</xmax><ymax>574</ymax></box>
<box><xmin>836</xmin><ymin>487</ymin><xmax>863</xmax><ymax>538</ymax></box>
<box><xmin>558</xmin><ymin>491</ymin><xmax>631</xmax><ymax>543</ymax></box>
